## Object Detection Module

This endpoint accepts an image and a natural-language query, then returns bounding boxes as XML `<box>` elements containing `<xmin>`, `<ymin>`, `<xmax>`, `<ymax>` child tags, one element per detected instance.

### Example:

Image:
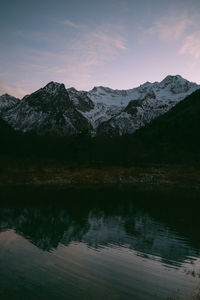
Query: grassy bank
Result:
<box><xmin>0</xmin><ymin>161</ymin><xmax>200</xmax><ymax>190</ymax></box>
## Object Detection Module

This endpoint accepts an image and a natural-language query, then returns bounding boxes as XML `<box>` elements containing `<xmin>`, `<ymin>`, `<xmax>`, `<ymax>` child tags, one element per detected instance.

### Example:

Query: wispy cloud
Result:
<box><xmin>70</xmin><ymin>26</ymin><xmax>127</xmax><ymax>64</ymax></box>
<box><xmin>62</xmin><ymin>25</ymin><xmax>127</xmax><ymax>88</ymax></box>
<box><xmin>0</xmin><ymin>81</ymin><xmax>28</xmax><ymax>98</ymax></box>
<box><xmin>91</xmin><ymin>32</ymin><xmax>127</xmax><ymax>50</ymax></box>
<box><xmin>2</xmin><ymin>23</ymin><xmax>128</xmax><ymax>93</ymax></box>
<box><xmin>141</xmin><ymin>10</ymin><xmax>200</xmax><ymax>62</ymax></box>
<box><xmin>179</xmin><ymin>32</ymin><xmax>200</xmax><ymax>59</ymax></box>
<box><xmin>61</xmin><ymin>19</ymin><xmax>86</xmax><ymax>29</ymax></box>
<box><xmin>143</xmin><ymin>12</ymin><xmax>192</xmax><ymax>42</ymax></box>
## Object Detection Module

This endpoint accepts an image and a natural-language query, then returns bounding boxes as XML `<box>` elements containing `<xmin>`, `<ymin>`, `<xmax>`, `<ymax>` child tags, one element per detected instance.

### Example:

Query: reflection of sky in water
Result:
<box><xmin>0</xmin><ymin>228</ymin><xmax>200</xmax><ymax>300</ymax></box>
<box><xmin>0</xmin><ymin>193</ymin><xmax>200</xmax><ymax>300</ymax></box>
<box><xmin>0</xmin><ymin>202</ymin><xmax>199</xmax><ymax>269</ymax></box>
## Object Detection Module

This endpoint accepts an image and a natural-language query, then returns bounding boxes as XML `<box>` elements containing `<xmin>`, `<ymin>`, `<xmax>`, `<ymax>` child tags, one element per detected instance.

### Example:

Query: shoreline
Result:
<box><xmin>1</xmin><ymin>165</ymin><xmax>200</xmax><ymax>190</ymax></box>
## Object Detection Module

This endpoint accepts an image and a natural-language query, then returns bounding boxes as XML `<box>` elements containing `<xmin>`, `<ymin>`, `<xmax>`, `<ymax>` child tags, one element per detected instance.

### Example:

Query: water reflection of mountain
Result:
<box><xmin>0</xmin><ymin>199</ymin><xmax>199</xmax><ymax>267</ymax></box>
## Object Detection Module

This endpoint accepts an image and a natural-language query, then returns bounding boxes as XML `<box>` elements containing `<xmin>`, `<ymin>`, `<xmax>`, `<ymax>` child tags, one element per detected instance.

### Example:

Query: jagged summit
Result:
<box><xmin>67</xmin><ymin>87</ymin><xmax>78</xmax><ymax>93</ymax></box>
<box><xmin>160</xmin><ymin>74</ymin><xmax>194</xmax><ymax>86</ymax></box>
<box><xmin>39</xmin><ymin>81</ymin><xmax>66</xmax><ymax>96</ymax></box>
<box><xmin>162</xmin><ymin>74</ymin><xmax>183</xmax><ymax>80</ymax></box>
<box><xmin>139</xmin><ymin>75</ymin><xmax>190</xmax><ymax>90</ymax></box>
<box><xmin>91</xmin><ymin>86</ymin><xmax>112</xmax><ymax>91</ymax></box>
<box><xmin>1</xmin><ymin>93</ymin><xmax>12</xmax><ymax>97</ymax></box>
<box><xmin>1</xmin><ymin>81</ymin><xmax>91</xmax><ymax>135</ymax></box>
<box><xmin>140</xmin><ymin>81</ymin><xmax>152</xmax><ymax>87</ymax></box>
<box><xmin>0</xmin><ymin>93</ymin><xmax>20</xmax><ymax>110</ymax></box>
<box><xmin>158</xmin><ymin>75</ymin><xmax>198</xmax><ymax>94</ymax></box>
<box><xmin>0</xmin><ymin>93</ymin><xmax>19</xmax><ymax>100</ymax></box>
<box><xmin>0</xmin><ymin>75</ymin><xmax>199</xmax><ymax>136</ymax></box>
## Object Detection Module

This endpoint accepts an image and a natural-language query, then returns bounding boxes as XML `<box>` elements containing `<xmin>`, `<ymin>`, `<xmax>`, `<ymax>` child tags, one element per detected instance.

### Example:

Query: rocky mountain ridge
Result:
<box><xmin>1</xmin><ymin>82</ymin><xmax>91</xmax><ymax>135</ymax></box>
<box><xmin>0</xmin><ymin>75</ymin><xmax>199</xmax><ymax>136</ymax></box>
<box><xmin>0</xmin><ymin>93</ymin><xmax>20</xmax><ymax>110</ymax></box>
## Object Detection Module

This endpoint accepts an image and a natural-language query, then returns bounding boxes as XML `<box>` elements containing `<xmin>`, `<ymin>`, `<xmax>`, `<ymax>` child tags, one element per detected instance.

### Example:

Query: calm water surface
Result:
<box><xmin>0</xmin><ymin>187</ymin><xmax>200</xmax><ymax>299</ymax></box>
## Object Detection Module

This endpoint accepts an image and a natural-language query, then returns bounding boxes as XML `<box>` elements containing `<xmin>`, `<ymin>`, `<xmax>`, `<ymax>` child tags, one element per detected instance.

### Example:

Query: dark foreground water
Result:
<box><xmin>0</xmin><ymin>187</ymin><xmax>200</xmax><ymax>300</ymax></box>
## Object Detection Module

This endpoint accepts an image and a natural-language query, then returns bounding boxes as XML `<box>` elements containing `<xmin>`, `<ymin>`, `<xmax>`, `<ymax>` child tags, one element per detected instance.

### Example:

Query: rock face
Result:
<box><xmin>0</xmin><ymin>116</ymin><xmax>14</xmax><ymax>134</ymax></box>
<box><xmin>2</xmin><ymin>82</ymin><xmax>91</xmax><ymax>135</ymax></box>
<box><xmin>0</xmin><ymin>94</ymin><xmax>19</xmax><ymax>111</ymax></box>
<box><xmin>67</xmin><ymin>75</ymin><xmax>199</xmax><ymax>136</ymax></box>
<box><xmin>67</xmin><ymin>88</ymin><xmax>95</xmax><ymax>112</ymax></box>
<box><xmin>1</xmin><ymin>75</ymin><xmax>199</xmax><ymax>136</ymax></box>
<box><xmin>95</xmin><ymin>75</ymin><xmax>199</xmax><ymax>136</ymax></box>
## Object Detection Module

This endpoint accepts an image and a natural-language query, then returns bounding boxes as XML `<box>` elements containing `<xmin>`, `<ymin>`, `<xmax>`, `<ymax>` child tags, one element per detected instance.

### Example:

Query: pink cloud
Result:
<box><xmin>143</xmin><ymin>12</ymin><xmax>192</xmax><ymax>42</ymax></box>
<box><xmin>179</xmin><ymin>32</ymin><xmax>200</xmax><ymax>59</ymax></box>
<box><xmin>0</xmin><ymin>81</ymin><xmax>27</xmax><ymax>98</ymax></box>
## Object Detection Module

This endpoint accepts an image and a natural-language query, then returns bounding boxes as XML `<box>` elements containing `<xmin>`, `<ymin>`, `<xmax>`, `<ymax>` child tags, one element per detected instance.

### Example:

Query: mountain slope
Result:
<box><xmin>1</xmin><ymin>75</ymin><xmax>199</xmax><ymax>137</ymax></box>
<box><xmin>96</xmin><ymin>75</ymin><xmax>199</xmax><ymax>136</ymax></box>
<box><xmin>0</xmin><ymin>117</ymin><xmax>14</xmax><ymax>134</ymax></box>
<box><xmin>0</xmin><ymin>94</ymin><xmax>20</xmax><ymax>111</ymax></box>
<box><xmin>0</xmin><ymin>89</ymin><xmax>200</xmax><ymax>165</ymax></box>
<box><xmin>76</xmin><ymin>88</ymin><xmax>200</xmax><ymax>165</ymax></box>
<box><xmin>134</xmin><ymin>88</ymin><xmax>200</xmax><ymax>145</ymax></box>
<box><xmin>113</xmin><ymin>88</ymin><xmax>200</xmax><ymax>163</ymax></box>
<box><xmin>65</xmin><ymin>75</ymin><xmax>199</xmax><ymax>135</ymax></box>
<box><xmin>2</xmin><ymin>82</ymin><xmax>91</xmax><ymax>136</ymax></box>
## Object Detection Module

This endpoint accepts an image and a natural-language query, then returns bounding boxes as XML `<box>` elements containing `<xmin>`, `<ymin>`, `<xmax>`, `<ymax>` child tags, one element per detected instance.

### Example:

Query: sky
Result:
<box><xmin>0</xmin><ymin>0</ymin><xmax>200</xmax><ymax>98</ymax></box>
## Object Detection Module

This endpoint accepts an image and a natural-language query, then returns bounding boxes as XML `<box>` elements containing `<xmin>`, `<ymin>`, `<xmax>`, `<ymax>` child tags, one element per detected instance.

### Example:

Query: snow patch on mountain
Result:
<box><xmin>95</xmin><ymin>75</ymin><xmax>200</xmax><ymax>135</ymax></box>
<box><xmin>0</xmin><ymin>75</ymin><xmax>199</xmax><ymax>136</ymax></box>
<box><xmin>2</xmin><ymin>82</ymin><xmax>91</xmax><ymax>135</ymax></box>
<box><xmin>0</xmin><ymin>94</ymin><xmax>20</xmax><ymax>111</ymax></box>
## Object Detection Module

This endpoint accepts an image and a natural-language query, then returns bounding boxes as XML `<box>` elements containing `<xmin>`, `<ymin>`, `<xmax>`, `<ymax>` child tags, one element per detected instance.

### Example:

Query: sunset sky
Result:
<box><xmin>1</xmin><ymin>0</ymin><xmax>200</xmax><ymax>97</ymax></box>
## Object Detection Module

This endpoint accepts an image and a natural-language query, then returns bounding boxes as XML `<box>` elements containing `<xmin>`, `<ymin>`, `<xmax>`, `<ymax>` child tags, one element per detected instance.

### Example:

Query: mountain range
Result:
<box><xmin>0</xmin><ymin>75</ymin><xmax>199</xmax><ymax>137</ymax></box>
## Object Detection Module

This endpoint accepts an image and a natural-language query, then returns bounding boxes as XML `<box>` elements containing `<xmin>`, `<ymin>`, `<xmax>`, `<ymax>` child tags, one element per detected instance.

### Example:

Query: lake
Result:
<box><xmin>0</xmin><ymin>187</ymin><xmax>200</xmax><ymax>299</ymax></box>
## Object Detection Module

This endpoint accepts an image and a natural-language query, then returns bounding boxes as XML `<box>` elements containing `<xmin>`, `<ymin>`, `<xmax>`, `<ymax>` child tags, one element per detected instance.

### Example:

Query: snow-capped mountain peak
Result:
<box><xmin>157</xmin><ymin>75</ymin><xmax>198</xmax><ymax>95</ymax></box>
<box><xmin>95</xmin><ymin>75</ymin><xmax>199</xmax><ymax>136</ymax></box>
<box><xmin>40</xmin><ymin>81</ymin><xmax>66</xmax><ymax>96</ymax></box>
<box><xmin>1</xmin><ymin>82</ymin><xmax>91</xmax><ymax>135</ymax></box>
<box><xmin>0</xmin><ymin>75</ymin><xmax>199</xmax><ymax>136</ymax></box>
<box><xmin>161</xmin><ymin>74</ymin><xmax>183</xmax><ymax>83</ymax></box>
